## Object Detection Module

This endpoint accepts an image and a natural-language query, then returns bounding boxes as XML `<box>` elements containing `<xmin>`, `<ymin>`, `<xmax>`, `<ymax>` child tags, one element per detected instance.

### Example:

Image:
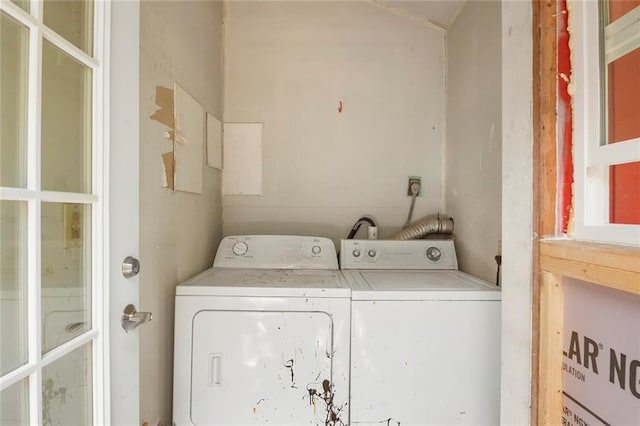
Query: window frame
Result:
<box><xmin>571</xmin><ymin>0</ymin><xmax>640</xmax><ymax>245</ymax></box>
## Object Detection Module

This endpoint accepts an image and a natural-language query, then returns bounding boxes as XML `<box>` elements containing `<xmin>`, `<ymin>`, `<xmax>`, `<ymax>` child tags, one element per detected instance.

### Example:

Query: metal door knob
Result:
<box><xmin>122</xmin><ymin>256</ymin><xmax>140</xmax><ymax>278</ymax></box>
<box><xmin>121</xmin><ymin>304</ymin><xmax>152</xmax><ymax>333</ymax></box>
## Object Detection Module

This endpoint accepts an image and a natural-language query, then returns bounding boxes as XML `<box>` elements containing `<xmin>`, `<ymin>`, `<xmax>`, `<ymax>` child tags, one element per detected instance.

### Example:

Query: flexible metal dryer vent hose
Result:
<box><xmin>388</xmin><ymin>213</ymin><xmax>454</xmax><ymax>240</ymax></box>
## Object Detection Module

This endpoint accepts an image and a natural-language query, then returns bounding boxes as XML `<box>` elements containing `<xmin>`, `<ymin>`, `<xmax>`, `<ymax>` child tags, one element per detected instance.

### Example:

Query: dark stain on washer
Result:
<box><xmin>283</xmin><ymin>359</ymin><xmax>296</xmax><ymax>388</ymax></box>
<box><xmin>306</xmin><ymin>379</ymin><xmax>346</xmax><ymax>426</ymax></box>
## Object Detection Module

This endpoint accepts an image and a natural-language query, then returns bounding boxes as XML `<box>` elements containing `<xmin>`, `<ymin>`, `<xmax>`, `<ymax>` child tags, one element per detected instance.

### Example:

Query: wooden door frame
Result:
<box><xmin>531</xmin><ymin>0</ymin><xmax>558</xmax><ymax>422</ymax></box>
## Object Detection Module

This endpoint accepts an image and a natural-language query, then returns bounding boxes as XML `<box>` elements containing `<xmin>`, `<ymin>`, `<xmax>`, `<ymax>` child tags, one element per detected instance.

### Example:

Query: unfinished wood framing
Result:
<box><xmin>537</xmin><ymin>271</ymin><xmax>564</xmax><ymax>425</ymax></box>
<box><xmin>531</xmin><ymin>0</ymin><xmax>558</xmax><ymax>422</ymax></box>
<box><xmin>541</xmin><ymin>240</ymin><xmax>640</xmax><ymax>295</ymax></box>
<box><xmin>533</xmin><ymin>0</ymin><xmax>559</xmax><ymax>239</ymax></box>
<box><xmin>532</xmin><ymin>0</ymin><xmax>640</xmax><ymax>420</ymax></box>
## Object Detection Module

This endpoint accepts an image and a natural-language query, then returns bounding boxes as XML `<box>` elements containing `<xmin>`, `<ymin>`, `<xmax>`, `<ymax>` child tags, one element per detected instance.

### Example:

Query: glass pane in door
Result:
<box><xmin>9</xmin><ymin>0</ymin><xmax>30</xmax><ymax>12</ymax></box>
<box><xmin>41</xmin><ymin>202</ymin><xmax>91</xmax><ymax>353</ymax></box>
<box><xmin>42</xmin><ymin>343</ymin><xmax>93</xmax><ymax>426</ymax></box>
<box><xmin>0</xmin><ymin>200</ymin><xmax>28</xmax><ymax>375</ymax></box>
<box><xmin>43</xmin><ymin>0</ymin><xmax>94</xmax><ymax>55</ymax></box>
<box><xmin>0</xmin><ymin>379</ymin><xmax>29</xmax><ymax>425</ymax></box>
<box><xmin>41</xmin><ymin>40</ymin><xmax>92</xmax><ymax>194</ymax></box>
<box><xmin>0</xmin><ymin>11</ymin><xmax>29</xmax><ymax>188</ymax></box>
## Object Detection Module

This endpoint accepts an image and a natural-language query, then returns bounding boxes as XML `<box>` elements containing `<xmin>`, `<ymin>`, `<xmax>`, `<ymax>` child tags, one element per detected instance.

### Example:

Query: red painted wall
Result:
<box><xmin>558</xmin><ymin>0</ymin><xmax>573</xmax><ymax>233</ymax></box>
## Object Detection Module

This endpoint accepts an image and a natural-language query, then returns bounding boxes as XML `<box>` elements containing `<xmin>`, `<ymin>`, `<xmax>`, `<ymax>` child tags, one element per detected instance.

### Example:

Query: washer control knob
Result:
<box><xmin>367</xmin><ymin>249</ymin><xmax>377</xmax><ymax>258</ymax></box>
<box><xmin>312</xmin><ymin>245</ymin><xmax>322</xmax><ymax>255</ymax></box>
<box><xmin>426</xmin><ymin>246</ymin><xmax>442</xmax><ymax>262</ymax></box>
<box><xmin>232</xmin><ymin>241</ymin><xmax>248</xmax><ymax>256</ymax></box>
<box><xmin>352</xmin><ymin>249</ymin><xmax>361</xmax><ymax>258</ymax></box>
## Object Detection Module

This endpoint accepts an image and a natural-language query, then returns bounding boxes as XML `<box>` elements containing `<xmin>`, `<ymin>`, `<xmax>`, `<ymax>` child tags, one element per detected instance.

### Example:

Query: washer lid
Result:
<box><xmin>345</xmin><ymin>270</ymin><xmax>501</xmax><ymax>301</ymax></box>
<box><xmin>177</xmin><ymin>268</ymin><xmax>350</xmax><ymax>298</ymax></box>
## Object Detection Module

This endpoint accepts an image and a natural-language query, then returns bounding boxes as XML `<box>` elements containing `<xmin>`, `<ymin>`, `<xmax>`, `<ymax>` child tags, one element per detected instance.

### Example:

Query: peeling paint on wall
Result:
<box><xmin>151</xmin><ymin>85</ymin><xmax>176</xmax><ymax>191</ymax></box>
<box><xmin>150</xmin><ymin>86</ymin><xmax>175</xmax><ymax>129</ymax></box>
<box><xmin>161</xmin><ymin>151</ymin><xmax>175</xmax><ymax>190</ymax></box>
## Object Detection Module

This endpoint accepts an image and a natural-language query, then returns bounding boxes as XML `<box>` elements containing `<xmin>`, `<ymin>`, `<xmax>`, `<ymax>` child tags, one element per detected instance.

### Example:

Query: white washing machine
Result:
<box><xmin>341</xmin><ymin>239</ymin><xmax>501</xmax><ymax>426</ymax></box>
<box><xmin>173</xmin><ymin>235</ymin><xmax>351</xmax><ymax>426</ymax></box>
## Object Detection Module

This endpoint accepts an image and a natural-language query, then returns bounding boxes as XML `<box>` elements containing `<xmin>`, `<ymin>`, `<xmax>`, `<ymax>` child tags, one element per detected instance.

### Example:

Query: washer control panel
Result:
<box><xmin>340</xmin><ymin>239</ymin><xmax>458</xmax><ymax>270</ymax></box>
<box><xmin>232</xmin><ymin>241</ymin><xmax>249</xmax><ymax>256</ymax></box>
<box><xmin>214</xmin><ymin>235</ymin><xmax>339</xmax><ymax>269</ymax></box>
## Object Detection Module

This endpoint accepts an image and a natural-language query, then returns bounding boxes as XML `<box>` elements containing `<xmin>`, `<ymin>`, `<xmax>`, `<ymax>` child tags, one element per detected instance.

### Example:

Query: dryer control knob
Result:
<box><xmin>312</xmin><ymin>245</ymin><xmax>322</xmax><ymax>255</ymax></box>
<box><xmin>426</xmin><ymin>246</ymin><xmax>442</xmax><ymax>262</ymax></box>
<box><xmin>367</xmin><ymin>249</ymin><xmax>377</xmax><ymax>258</ymax></box>
<box><xmin>232</xmin><ymin>241</ymin><xmax>248</xmax><ymax>256</ymax></box>
<box><xmin>352</xmin><ymin>249</ymin><xmax>361</xmax><ymax>258</ymax></box>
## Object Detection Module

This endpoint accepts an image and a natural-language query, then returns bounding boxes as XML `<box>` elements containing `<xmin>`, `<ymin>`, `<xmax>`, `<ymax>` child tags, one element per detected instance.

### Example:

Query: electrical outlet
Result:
<box><xmin>407</xmin><ymin>176</ymin><xmax>422</xmax><ymax>196</ymax></box>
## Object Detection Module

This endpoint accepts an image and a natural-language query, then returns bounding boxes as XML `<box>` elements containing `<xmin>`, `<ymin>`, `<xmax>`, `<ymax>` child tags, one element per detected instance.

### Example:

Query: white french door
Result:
<box><xmin>0</xmin><ymin>0</ymin><xmax>140</xmax><ymax>424</ymax></box>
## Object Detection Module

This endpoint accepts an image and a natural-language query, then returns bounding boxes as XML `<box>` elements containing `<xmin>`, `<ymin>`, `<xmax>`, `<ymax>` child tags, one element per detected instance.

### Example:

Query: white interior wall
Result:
<box><xmin>139</xmin><ymin>1</ymin><xmax>224</xmax><ymax>424</ymax></box>
<box><xmin>223</xmin><ymin>1</ymin><xmax>446</xmax><ymax>243</ymax></box>
<box><xmin>445</xmin><ymin>1</ymin><xmax>502</xmax><ymax>283</ymax></box>
<box><xmin>500</xmin><ymin>1</ymin><xmax>534</xmax><ymax>423</ymax></box>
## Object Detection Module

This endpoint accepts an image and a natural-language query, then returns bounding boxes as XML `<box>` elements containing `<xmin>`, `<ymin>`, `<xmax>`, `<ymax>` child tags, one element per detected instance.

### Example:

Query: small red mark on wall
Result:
<box><xmin>338</xmin><ymin>100</ymin><xmax>343</xmax><ymax>113</ymax></box>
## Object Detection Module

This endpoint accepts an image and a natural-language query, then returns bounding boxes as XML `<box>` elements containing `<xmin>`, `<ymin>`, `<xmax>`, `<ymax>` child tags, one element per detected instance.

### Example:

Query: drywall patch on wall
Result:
<box><xmin>151</xmin><ymin>83</ymin><xmax>207</xmax><ymax>194</ymax></box>
<box><xmin>173</xmin><ymin>83</ymin><xmax>204</xmax><ymax>194</ymax></box>
<box><xmin>207</xmin><ymin>113</ymin><xmax>222</xmax><ymax>170</ymax></box>
<box><xmin>223</xmin><ymin>122</ymin><xmax>263</xmax><ymax>195</ymax></box>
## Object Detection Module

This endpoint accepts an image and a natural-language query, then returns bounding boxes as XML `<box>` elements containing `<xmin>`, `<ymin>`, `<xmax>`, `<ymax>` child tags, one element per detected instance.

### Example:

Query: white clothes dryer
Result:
<box><xmin>174</xmin><ymin>235</ymin><xmax>351</xmax><ymax>426</ymax></box>
<box><xmin>341</xmin><ymin>239</ymin><xmax>501</xmax><ymax>426</ymax></box>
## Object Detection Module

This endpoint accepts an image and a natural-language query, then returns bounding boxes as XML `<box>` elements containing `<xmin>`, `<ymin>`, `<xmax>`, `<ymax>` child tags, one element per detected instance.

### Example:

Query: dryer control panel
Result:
<box><xmin>213</xmin><ymin>235</ymin><xmax>339</xmax><ymax>270</ymax></box>
<box><xmin>340</xmin><ymin>239</ymin><xmax>458</xmax><ymax>270</ymax></box>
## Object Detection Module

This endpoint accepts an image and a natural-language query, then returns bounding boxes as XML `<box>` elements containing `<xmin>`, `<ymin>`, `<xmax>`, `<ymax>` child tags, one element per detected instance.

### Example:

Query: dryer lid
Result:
<box><xmin>177</xmin><ymin>268</ymin><xmax>350</xmax><ymax>298</ymax></box>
